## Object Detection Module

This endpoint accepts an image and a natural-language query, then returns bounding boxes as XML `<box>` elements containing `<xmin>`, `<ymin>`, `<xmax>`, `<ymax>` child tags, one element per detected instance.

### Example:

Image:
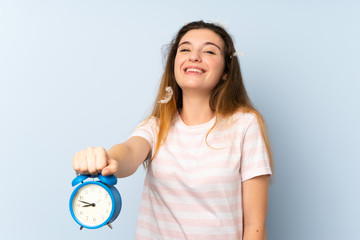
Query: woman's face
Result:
<box><xmin>174</xmin><ymin>29</ymin><xmax>226</xmax><ymax>96</ymax></box>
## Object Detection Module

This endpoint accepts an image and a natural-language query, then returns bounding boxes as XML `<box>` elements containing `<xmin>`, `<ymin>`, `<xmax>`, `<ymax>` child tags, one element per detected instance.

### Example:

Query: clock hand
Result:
<box><xmin>82</xmin><ymin>203</ymin><xmax>96</xmax><ymax>207</ymax></box>
<box><xmin>79</xmin><ymin>200</ymin><xmax>92</xmax><ymax>205</ymax></box>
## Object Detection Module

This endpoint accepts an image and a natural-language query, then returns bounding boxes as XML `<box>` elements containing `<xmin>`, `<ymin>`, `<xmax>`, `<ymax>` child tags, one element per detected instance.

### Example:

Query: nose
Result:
<box><xmin>189</xmin><ymin>51</ymin><xmax>201</xmax><ymax>62</ymax></box>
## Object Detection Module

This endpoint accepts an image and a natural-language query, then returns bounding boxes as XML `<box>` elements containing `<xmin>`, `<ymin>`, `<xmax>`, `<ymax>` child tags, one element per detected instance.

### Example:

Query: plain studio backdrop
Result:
<box><xmin>0</xmin><ymin>1</ymin><xmax>359</xmax><ymax>239</ymax></box>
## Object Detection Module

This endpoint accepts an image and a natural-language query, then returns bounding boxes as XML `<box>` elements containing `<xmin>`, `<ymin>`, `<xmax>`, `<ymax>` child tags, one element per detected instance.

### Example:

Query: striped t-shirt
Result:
<box><xmin>130</xmin><ymin>111</ymin><xmax>272</xmax><ymax>240</ymax></box>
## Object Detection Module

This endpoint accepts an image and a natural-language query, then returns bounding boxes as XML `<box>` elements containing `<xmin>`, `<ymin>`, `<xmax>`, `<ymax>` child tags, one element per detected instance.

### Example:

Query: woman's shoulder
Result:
<box><xmin>213</xmin><ymin>110</ymin><xmax>261</xmax><ymax>137</ymax></box>
<box><xmin>224</xmin><ymin>108</ymin><xmax>258</xmax><ymax>125</ymax></box>
<box><xmin>135</xmin><ymin>116</ymin><xmax>159</xmax><ymax>129</ymax></box>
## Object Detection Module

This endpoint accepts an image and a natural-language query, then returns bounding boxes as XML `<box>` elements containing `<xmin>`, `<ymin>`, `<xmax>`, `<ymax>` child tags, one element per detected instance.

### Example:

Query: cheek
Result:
<box><xmin>174</xmin><ymin>57</ymin><xmax>179</xmax><ymax>71</ymax></box>
<box><xmin>174</xmin><ymin>57</ymin><xmax>183</xmax><ymax>80</ymax></box>
<box><xmin>174</xmin><ymin>54</ymin><xmax>184</xmax><ymax>69</ymax></box>
<box><xmin>210</xmin><ymin>59</ymin><xmax>226</xmax><ymax>78</ymax></box>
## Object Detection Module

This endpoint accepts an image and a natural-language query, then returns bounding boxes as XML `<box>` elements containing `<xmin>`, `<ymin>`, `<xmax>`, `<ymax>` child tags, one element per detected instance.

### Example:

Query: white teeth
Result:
<box><xmin>186</xmin><ymin>68</ymin><xmax>203</xmax><ymax>73</ymax></box>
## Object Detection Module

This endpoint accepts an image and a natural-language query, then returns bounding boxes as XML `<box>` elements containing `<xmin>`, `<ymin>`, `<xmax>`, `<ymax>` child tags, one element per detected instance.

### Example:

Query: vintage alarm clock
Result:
<box><xmin>69</xmin><ymin>174</ymin><xmax>122</xmax><ymax>230</ymax></box>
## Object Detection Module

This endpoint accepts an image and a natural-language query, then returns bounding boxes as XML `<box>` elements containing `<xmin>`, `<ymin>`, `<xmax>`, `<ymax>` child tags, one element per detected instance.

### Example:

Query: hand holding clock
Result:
<box><xmin>72</xmin><ymin>137</ymin><xmax>151</xmax><ymax>179</ymax></box>
<box><xmin>73</xmin><ymin>147</ymin><xmax>119</xmax><ymax>177</ymax></box>
<box><xmin>70</xmin><ymin>139</ymin><xmax>150</xmax><ymax>229</ymax></box>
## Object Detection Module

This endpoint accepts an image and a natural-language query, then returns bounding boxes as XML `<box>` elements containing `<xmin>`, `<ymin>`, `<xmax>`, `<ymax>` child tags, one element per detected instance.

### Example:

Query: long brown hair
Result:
<box><xmin>143</xmin><ymin>20</ymin><xmax>274</xmax><ymax>175</ymax></box>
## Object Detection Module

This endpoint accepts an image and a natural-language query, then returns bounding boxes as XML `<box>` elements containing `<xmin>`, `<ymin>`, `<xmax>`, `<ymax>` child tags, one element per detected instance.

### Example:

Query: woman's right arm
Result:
<box><xmin>73</xmin><ymin>136</ymin><xmax>151</xmax><ymax>178</ymax></box>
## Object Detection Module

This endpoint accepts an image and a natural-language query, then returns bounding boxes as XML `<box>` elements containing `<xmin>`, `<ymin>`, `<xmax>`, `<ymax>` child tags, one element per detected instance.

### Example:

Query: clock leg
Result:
<box><xmin>107</xmin><ymin>223</ymin><xmax>113</xmax><ymax>229</ymax></box>
<box><xmin>80</xmin><ymin>226</ymin><xmax>83</xmax><ymax>230</ymax></box>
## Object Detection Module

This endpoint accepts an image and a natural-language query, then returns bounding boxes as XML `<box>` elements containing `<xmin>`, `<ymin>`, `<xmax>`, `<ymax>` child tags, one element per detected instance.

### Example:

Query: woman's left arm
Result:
<box><xmin>242</xmin><ymin>175</ymin><xmax>270</xmax><ymax>240</ymax></box>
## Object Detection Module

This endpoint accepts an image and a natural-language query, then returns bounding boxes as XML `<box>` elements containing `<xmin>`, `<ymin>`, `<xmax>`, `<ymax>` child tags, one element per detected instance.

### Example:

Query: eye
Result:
<box><xmin>205</xmin><ymin>50</ymin><xmax>215</xmax><ymax>55</ymax></box>
<box><xmin>179</xmin><ymin>48</ymin><xmax>190</xmax><ymax>52</ymax></box>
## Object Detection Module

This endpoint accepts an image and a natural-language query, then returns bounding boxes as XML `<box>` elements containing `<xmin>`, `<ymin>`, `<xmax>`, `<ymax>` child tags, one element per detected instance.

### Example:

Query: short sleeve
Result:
<box><xmin>240</xmin><ymin>115</ymin><xmax>272</xmax><ymax>182</ymax></box>
<box><xmin>128</xmin><ymin>118</ymin><xmax>157</xmax><ymax>151</ymax></box>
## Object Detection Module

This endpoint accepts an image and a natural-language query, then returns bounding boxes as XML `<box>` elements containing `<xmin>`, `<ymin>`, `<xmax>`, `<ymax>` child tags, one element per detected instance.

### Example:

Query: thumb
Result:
<box><xmin>101</xmin><ymin>158</ymin><xmax>118</xmax><ymax>176</ymax></box>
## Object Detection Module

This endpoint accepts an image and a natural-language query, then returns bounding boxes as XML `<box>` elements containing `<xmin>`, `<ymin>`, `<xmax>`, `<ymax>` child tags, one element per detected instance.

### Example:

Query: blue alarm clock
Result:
<box><xmin>69</xmin><ymin>174</ymin><xmax>122</xmax><ymax>230</ymax></box>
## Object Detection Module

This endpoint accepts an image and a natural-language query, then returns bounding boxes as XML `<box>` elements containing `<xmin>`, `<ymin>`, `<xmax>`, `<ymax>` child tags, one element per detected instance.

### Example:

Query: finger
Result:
<box><xmin>102</xmin><ymin>158</ymin><xmax>118</xmax><ymax>176</ymax></box>
<box><xmin>95</xmin><ymin>147</ymin><xmax>107</xmax><ymax>173</ymax></box>
<box><xmin>78</xmin><ymin>150</ymin><xmax>89</xmax><ymax>175</ymax></box>
<box><xmin>86</xmin><ymin>147</ymin><xmax>97</xmax><ymax>175</ymax></box>
<box><xmin>73</xmin><ymin>152</ymin><xmax>80</xmax><ymax>172</ymax></box>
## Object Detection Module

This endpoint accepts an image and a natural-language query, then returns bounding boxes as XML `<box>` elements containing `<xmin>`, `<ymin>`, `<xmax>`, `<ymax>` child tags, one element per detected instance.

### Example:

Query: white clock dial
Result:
<box><xmin>72</xmin><ymin>184</ymin><xmax>113</xmax><ymax>227</ymax></box>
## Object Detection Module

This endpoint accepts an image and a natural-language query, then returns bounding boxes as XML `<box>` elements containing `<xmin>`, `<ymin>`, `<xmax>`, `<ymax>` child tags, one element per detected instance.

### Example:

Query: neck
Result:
<box><xmin>179</xmin><ymin>93</ymin><xmax>215</xmax><ymax>126</ymax></box>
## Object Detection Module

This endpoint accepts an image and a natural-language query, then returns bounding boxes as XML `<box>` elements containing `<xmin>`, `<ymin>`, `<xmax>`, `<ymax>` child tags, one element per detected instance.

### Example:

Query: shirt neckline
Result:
<box><xmin>175</xmin><ymin>111</ymin><xmax>216</xmax><ymax>133</ymax></box>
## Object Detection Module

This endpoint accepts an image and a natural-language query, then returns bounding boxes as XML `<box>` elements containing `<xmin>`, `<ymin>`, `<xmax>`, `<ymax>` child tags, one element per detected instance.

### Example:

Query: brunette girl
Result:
<box><xmin>73</xmin><ymin>20</ymin><xmax>273</xmax><ymax>240</ymax></box>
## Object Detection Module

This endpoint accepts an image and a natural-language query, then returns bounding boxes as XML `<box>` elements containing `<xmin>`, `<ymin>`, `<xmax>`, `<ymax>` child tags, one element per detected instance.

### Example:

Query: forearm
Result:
<box><xmin>242</xmin><ymin>175</ymin><xmax>270</xmax><ymax>240</ymax></box>
<box><xmin>107</xmin><ymin>144</ymin><xmax>139</xmax><ymax>178</ymax></box>
<box><xmin>243</xmin><ymin>225</ymin><xmax>266</xmax><ymax>240</ymax></box>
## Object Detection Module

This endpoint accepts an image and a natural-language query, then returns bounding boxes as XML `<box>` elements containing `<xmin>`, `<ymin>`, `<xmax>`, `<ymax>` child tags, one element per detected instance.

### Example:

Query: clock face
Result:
<box><xmin>71</xmin><ymin>183</ymin><xmax>113</xmax><ymax>227</ymax></box>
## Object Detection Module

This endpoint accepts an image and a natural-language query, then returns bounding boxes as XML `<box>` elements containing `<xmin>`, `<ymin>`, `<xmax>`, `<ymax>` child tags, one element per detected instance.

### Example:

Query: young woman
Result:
<box><xmin>73</xmin><ymin>20</ymin><xmax>273</xmax><ymax>240</ymax></box>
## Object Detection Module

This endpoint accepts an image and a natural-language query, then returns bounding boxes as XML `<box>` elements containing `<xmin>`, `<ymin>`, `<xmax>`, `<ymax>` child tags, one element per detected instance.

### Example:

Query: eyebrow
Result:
<box><xmin>178</xmin><ymin>41</ymin><xmax>222</xmax><ymax>51</ymax></box>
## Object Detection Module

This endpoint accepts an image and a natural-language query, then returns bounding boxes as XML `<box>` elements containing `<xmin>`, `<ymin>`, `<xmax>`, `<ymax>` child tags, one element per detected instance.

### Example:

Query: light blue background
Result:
<box><xmin>1</xmin><ymin>1</ymin><xmax>359</xmax><ymax>239</ymax></box>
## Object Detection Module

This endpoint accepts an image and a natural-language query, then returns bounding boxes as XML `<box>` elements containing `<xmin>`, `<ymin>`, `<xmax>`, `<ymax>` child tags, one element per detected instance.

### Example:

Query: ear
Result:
<box><xmin>222</xmin><ymin>73</ymin><xmax>227</xmax><ymax>81</ymax></box>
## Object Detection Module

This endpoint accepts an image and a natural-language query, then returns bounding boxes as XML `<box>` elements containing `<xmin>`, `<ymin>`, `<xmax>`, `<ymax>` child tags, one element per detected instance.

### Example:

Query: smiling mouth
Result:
<box><xmin>184</xmin><ymin>67</ymin><xmax>205</xmax><ymax>73</ymax></box>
